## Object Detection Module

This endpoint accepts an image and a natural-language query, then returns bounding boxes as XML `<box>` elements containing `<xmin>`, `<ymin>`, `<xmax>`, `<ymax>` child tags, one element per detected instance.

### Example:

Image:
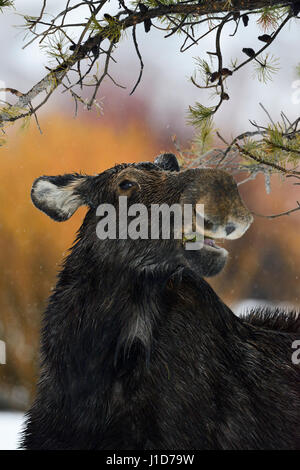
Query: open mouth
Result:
<box><xmin>203</xmin><ymin>236</ymin><xmax>221</xmax><ymax>250</ymax></box>
<box><xmin>182</xmin><ymin>234</ymin><xmax>222</xmax><ymax>250</ymax></box>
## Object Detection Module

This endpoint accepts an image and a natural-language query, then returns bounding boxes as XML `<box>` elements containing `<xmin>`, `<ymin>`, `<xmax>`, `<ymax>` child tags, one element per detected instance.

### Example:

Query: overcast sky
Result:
<box><xmin>0</xmin><ymin>0</ymin><xmax>300</xmax><ymax>139</ymax></box>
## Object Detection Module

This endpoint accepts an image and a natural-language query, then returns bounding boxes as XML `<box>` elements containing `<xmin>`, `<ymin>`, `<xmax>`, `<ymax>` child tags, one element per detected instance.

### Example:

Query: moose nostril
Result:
<box><xmin>225</xmin><ymin>223</ymin><xmax>236</xmax><ymax>236</ymax></box>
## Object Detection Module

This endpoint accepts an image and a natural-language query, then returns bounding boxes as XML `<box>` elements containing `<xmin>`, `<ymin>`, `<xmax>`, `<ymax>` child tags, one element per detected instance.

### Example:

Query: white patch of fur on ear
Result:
<box><xmin>31</xmin><ymin>178</ymin><xmax>83</xmax><ymax>221</ymax></box>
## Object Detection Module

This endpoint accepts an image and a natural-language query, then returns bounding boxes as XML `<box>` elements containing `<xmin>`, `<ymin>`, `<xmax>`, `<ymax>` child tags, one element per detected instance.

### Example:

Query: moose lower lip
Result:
<box><xmin>204</xmin><ymin>237</ymin><xmax>220</xmax><ymax>249</ymax></box>
<box><xmin>182</xmin><ymin>235</ymin><xmax>221</xmax><ymax>250</ymax></box>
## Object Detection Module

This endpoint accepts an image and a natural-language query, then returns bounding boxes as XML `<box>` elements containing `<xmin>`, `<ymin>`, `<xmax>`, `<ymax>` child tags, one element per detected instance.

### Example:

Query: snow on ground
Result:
<box><xmin>0</xmin><ymin>412</ymin><xmax>24</xmax><ymax>450</ymax></box>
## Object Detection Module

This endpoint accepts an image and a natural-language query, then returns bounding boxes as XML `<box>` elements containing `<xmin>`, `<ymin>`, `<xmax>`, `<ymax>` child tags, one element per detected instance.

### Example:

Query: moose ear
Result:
<box><xmin>31</xmin><ymin>174</ymin><xmax>88</xmax><ymax>221</ymax></box>
<box><xmin>154</xmin><ymin>153</ymin><xmax>180</xmax><ymax>172</ymax></box>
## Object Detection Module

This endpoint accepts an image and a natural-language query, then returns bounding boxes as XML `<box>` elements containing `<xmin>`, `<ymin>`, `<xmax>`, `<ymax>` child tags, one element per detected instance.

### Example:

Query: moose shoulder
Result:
<box><xmin>23</xmin><ymin>154</ymin><xmax>300</xmax><ymax>450</ymax></box>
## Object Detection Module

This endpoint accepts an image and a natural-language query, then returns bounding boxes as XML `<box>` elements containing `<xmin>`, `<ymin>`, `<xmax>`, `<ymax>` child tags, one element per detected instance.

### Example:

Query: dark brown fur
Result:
<box><xmin>22</xmin><ymin>154</ymin><xmax>300</xmax><ymax>450</ymax></box>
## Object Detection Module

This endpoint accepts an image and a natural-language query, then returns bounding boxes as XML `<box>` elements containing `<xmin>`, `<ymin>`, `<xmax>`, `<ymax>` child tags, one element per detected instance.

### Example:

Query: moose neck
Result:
<box><xmin>44</xmin><ymin>215</ymin><xmax>237</xmax><ymax>385</ymax></box>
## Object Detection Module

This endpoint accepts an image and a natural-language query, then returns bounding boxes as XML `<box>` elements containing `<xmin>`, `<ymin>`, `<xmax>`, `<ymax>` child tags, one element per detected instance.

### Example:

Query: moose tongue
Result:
<box><xmin>204</xmin><ymin>238</ymin><xmax>217</xmax><ymax>248</ymax></box>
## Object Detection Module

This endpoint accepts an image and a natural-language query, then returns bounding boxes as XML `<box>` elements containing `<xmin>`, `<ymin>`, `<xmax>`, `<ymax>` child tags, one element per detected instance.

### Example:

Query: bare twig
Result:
<box><xmin>130</xmin><ymin>25</ymin><xmax>144</xmax><ymax>95</ymax></box>
<box><xmin>252</xmin><ymin>202</ymin><xmax>300</xmax><ymax>219</ymax></box>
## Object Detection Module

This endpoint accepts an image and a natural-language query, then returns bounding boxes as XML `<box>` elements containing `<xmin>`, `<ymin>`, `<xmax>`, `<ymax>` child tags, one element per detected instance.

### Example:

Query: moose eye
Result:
<box><xmin>204</xmin><ymin>218</ymin><xmax>214</xmax><ymax>231</ymax></box>
<box><xmin>119</xmin><ymin>180</ymin><xmax>135</xmax><ymax>190</ymax></box>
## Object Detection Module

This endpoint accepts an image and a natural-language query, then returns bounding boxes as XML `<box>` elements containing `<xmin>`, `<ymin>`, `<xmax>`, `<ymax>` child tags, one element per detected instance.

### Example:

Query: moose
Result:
<box><xmin>22</xmin><ymin>153</ymin><xmax>300</xmax><ymax>450</ymax></box>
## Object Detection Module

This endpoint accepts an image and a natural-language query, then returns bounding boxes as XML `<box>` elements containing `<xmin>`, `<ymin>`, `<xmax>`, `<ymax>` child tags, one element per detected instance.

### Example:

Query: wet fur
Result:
<box><xmin>243</xmin><ymin>308</ymin><xmax>300</xmax><ymax>333</ymax></box>
<box><xmin>22</xmin><ymin>158</ymin><xmax>300</xmax><ymax>450</ymax></box>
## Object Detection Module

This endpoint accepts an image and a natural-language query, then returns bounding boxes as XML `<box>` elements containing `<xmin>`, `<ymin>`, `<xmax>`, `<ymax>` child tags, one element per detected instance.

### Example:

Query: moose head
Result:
<box><xmin>31</xmin><ymin>153</ymin><xmax>252</xmax><ymax>277</ymax></box>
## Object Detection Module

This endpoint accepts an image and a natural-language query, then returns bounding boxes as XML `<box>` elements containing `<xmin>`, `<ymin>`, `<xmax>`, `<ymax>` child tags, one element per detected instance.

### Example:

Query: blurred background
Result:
<box><xmin>0</xmin><ymin>0</ymin><xmax>299</xmax><ymax>449</ymax></box>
